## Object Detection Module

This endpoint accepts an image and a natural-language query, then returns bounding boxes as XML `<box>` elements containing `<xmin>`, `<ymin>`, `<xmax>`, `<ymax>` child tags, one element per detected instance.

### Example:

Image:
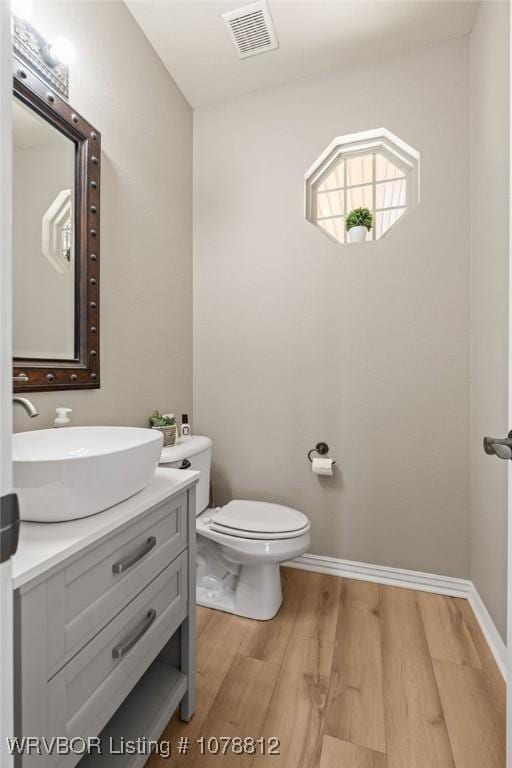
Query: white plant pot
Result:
<box><xmin>348</xmin><ymin>225</ymin><xmax>368</xmax><ymax>243</ymax></box>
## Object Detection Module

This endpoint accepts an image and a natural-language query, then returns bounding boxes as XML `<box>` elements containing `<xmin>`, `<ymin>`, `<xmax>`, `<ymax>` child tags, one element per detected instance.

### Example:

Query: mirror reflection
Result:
<box><xmin>13</xmin><ymin>97</ymin><xmax>76</xmax><ymax>360</ymax></box>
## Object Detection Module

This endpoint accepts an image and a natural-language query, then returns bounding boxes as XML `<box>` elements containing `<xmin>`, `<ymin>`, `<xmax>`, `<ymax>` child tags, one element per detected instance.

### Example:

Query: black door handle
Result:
<box><xmin>0</xmin><ymin>493</ymin><xmax>20</xmax><ymax>563</ymax></box>
<box><xmin>483</xmin><ymin>430</ymin><xmax>512</xmax><ymax>460</ymax></box>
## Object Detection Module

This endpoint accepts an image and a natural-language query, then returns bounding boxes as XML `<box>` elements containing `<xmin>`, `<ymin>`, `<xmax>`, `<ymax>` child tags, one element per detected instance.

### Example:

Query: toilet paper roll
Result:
<box><xmin>312</xmin><ymin>457</ymin><xmax>334</xmax><ymax>476</ymax></box>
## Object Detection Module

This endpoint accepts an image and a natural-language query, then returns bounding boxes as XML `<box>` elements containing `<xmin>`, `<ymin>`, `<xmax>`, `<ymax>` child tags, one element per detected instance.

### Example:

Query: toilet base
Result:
<box><xmin>197</xmin><ymin>560</ymin><xmax>283</xmax><ymax>621</ymax></box>
<box><xmin>195</xmin><ymin>510</ymin><xmax>310</xmax><ymax>621</ymax></box>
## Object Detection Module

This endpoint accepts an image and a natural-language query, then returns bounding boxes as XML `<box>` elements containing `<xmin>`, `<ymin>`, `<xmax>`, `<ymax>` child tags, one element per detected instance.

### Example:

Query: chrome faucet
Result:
<box><xmin>13</xmin><ymin>397</ymin><xmax>39</xmax><ymax>418</ymax></box>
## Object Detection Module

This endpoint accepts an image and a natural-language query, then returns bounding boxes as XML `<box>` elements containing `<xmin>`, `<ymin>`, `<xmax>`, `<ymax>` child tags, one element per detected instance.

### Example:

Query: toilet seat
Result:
<box><xmin>209</xmin><ymin>499</ymin><xmax>310</xmax><ymax>540</ymax></box>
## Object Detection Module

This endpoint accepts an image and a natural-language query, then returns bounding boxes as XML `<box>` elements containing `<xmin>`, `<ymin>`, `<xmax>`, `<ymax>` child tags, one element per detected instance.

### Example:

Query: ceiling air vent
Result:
<box><xmin>222</xmin><ymin>1</ymin><xmax>279</xmax><ymax>60</ymax></box>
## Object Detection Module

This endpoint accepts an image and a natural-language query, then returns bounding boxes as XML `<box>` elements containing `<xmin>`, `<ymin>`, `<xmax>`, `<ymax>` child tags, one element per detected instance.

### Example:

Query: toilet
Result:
<box><xmin>160</xmin><ymin>436</ymin><xmax>311</xmax><ymax>620</ymax></box>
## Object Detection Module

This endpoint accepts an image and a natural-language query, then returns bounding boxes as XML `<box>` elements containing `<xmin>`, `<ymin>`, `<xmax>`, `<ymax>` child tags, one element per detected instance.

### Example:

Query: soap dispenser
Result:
<box><xmin>54</xmin><ymin>407</ymin><xmax>72</xmax><ymax>427</ymax></box>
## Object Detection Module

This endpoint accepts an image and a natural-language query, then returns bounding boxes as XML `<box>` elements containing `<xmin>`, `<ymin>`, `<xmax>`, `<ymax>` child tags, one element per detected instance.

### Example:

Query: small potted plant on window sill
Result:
<box><xmin>346</xmin><ymin>208</ymin><xmax>373</xmax><ymax>243</ymax></box>
<box><xmin>150</xmin><ymin>410</ymin><xmax>177</xmax><ymax>446</ymax></box>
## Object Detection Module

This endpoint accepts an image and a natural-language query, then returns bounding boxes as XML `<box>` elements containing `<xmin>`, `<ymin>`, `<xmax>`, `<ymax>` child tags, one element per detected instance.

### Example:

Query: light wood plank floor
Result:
<box><xmin>148</xmin><ymin>568</ymin><xmax>505</xmax><ymax>768</ymax></box>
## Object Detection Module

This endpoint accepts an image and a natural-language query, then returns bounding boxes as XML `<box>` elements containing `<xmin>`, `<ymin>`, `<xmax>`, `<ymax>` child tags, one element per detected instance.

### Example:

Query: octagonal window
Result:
<box><xmin>42</xmin><ymin>188</ymin><xmax>74</xmax><ymax>273</ymax></box>
<box><xmin>305</xmin><ymin>129</ymin><xmax>420</xmax><ymax>244</ymax></box>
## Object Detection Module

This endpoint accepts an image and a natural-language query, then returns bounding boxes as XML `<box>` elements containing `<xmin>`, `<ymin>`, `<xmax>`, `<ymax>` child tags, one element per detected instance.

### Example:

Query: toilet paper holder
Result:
<box><xmin>307</xmin><ymin>442</ymin><xmax>336</xmax><ymax>465</ymax></box>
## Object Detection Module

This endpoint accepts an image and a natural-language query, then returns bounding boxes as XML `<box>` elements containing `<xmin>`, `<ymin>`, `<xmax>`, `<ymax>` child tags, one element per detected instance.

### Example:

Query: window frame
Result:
<box><xmin>305</xmin><ymin>129</ymin><xmax>420</xmax><ymax>245</ymax></box>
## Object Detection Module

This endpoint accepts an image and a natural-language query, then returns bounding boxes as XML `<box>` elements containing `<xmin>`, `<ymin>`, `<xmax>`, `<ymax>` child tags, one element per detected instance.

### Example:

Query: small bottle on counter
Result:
<box><xmin>181</xmin><ymin>414</ymin><xmax>191</xmax><ymax>438</ymax></box>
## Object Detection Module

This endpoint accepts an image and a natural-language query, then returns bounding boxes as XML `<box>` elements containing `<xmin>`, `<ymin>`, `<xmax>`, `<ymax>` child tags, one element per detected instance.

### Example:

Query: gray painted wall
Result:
<box><xmin>194</xmin><ymin>39</ymin><xmax>471</xmax><ymax>578</ymax></box>
<box><xmin>13</xmin><ymin>0</ymin><xmax>193</xmax><ymax>432</ymax></box>
<box><xmin>469</xmin><ymin>0</ymin><xmax>510</xmax><ymax>641</ymax></box>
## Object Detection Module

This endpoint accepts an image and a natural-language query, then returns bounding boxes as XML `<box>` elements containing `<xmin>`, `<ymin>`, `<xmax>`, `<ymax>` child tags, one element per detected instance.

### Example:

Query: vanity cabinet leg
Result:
<box><xmin>180</xmin><ymin>487</ymin><xmax>196</xmax><ymax>721</ymax></box>
<box><xmin>179</xmin><ymin>615</ymin><xmax>195</xmax><ymax>721</ymax></box>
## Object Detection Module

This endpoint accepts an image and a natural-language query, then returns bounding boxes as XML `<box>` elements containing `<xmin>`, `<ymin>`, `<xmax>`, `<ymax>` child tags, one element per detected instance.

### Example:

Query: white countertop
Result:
<box><xmin>12</xmin><ymin>467</ymin><xmax>199</xmax><ymax>590</ymax></box>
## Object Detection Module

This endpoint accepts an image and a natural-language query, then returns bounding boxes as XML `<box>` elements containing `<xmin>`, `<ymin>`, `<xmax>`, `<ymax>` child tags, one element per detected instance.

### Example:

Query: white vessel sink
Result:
<box><xmin>13</xmin><ymin>426</ymin><xmax>163</xmax><ymax>522</ymax></box>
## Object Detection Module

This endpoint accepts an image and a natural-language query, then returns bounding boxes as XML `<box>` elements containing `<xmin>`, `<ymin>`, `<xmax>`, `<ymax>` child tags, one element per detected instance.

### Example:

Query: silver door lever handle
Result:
<box><xmin>483</xmin><ymin>432</ymin><xmax>512</xmax><ymax>460</ymax></box>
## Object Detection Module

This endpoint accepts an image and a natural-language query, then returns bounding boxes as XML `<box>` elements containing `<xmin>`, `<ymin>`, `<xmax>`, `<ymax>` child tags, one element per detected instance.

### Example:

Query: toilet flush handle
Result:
<box><xmin>179</xmin><ymin>459</ymin><xmax>191</xmax><ymax>470</ymax></box>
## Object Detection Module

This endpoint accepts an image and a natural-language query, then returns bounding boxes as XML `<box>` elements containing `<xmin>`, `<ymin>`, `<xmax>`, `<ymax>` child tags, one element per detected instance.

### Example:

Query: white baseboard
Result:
<box><xmin>467</xmin><ymin>582</ymin><xmax>508</xmax><ymax>680</ymax></box>
<box><xmin>286</xmin><ymin>553</ymin><xmax>473</xmax><ymax>597</ymax></box>
<box><xmin>286</xmin><ymin>553</ymin><xmax>507</xmax><ymax>680</ymax></box>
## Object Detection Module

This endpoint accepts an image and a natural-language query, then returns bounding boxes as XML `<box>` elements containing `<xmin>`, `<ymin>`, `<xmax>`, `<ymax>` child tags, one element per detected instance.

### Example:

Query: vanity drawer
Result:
<box><xmin>45</xmin><ymin>492</ymin><xmax>187</xmax><ymax>674</ymax></box>
<box><xmin>47</xmin><ymin>551</ymin><xmax>188</xmax><ymax>767</ymax></box>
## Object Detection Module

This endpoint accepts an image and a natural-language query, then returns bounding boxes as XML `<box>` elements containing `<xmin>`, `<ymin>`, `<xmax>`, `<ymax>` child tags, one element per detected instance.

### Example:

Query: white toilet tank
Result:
<box><xmin>159</xmin><ymin>435</ymin><xmax>212</xmax><ymax>515</ymax></box>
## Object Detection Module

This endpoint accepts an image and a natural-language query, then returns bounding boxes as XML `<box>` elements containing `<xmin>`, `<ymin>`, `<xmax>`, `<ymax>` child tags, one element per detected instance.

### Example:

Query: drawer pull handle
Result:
<box><xmin>112</xmin><ymin>536</ymin><xmax>157</xmax><ymax>574</ymax></box>
<box><xmin>112</xmin><ymin>609</ymin><xmax>157</xmax><ymax>659</ymax></box>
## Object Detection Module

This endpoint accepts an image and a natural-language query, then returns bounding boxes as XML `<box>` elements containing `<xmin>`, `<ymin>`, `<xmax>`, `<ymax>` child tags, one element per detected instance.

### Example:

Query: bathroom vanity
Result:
<box><xmin>12</xmin><ymin>468</ymin><xmax>198</xmax><ymax>768</ymax></box>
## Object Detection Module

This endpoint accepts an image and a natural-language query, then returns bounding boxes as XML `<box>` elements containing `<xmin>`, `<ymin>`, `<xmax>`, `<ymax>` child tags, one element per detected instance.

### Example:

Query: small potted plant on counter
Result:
<box><xmin>150</xmin><ymin>410</ymin><xmax>177</xmax><ymax>446</ymax></box>
<box><xmin>345</xmin><ymin>207</ymin><xmax>373</xmax><ymax>243</ymax></box>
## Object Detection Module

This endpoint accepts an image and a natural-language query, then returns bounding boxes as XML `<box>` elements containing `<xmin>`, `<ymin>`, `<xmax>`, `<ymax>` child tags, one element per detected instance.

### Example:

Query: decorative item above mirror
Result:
<box><xmin>12</xmin><ymin>53</ymin><xmax>101</xmax><ymax>392</ymax></box>
<box><xmin>12</xmin><ymin>15</ymin><xmax>69</xmax><ymax>100</ymax></box>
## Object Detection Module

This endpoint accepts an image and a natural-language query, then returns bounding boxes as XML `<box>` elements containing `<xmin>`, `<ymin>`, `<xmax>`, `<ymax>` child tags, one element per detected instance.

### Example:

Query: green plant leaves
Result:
<box><xmin>149</xmin><ymin>410</ymin><xmax>176</xmax><ymax>427</ymax></box>
<box><xmin>345</xmin><ymin>207</ymin><xmax>373</xmax><ymax>232</ymax></box>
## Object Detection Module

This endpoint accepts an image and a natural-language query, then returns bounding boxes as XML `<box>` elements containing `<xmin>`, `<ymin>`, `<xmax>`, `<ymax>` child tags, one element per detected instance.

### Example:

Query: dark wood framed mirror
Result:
<box><xmin>12</xmin><ymin>55</ymin><xmax>101</xmax><ymax>392</ymax></box>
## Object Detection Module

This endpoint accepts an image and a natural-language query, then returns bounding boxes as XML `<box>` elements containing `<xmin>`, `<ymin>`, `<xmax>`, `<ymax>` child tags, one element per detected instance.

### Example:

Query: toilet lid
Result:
<box><xmin>211</xmin><ymin>500</ymin><xmax>309</xmax><ymax>537</ymax></box>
